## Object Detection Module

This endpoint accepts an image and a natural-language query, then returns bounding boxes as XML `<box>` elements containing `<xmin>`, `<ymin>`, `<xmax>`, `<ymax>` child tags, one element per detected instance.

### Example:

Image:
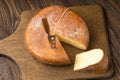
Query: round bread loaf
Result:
<box><xmin>25</xmin><ymin>5</ymin><xmax>89</xmax><ymax>65</ymax></box>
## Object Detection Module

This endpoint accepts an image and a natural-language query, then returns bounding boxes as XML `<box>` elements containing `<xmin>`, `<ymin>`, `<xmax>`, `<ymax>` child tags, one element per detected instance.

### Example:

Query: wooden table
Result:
<box><xmin>0</xmin><ymin>0</ymin><xmax>120</xmax><ymax>80</ymax></box>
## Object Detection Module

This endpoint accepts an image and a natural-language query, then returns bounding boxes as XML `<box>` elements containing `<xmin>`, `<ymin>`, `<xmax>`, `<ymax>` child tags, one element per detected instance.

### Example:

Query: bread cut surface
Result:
<box><xmin>25</xmin><ymin>5</ymin><xmax>89</xmax><ymax>65</ymax></box>
<box><xmin>74</xmin><ymin>49</ymin><xmax>104</xmax><ymax>70</ymax></box>
<box><xmin>74</xmin><ymin>49</ymin><xmax>109</xmax><ymax>73</ymax></box>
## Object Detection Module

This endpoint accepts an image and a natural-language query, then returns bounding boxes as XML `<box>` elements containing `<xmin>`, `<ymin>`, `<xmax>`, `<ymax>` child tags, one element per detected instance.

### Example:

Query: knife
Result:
<box><xmin>42</xmin><ymin>18</ymin><xmax>56</xmax><ymax>48</ymax></box>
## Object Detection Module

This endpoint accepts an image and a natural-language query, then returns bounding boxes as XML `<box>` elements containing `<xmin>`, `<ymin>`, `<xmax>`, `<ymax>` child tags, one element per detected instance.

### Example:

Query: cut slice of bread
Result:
<box><xmin>74</xmin><ymin>49</ymin><xmax>109</xmax><ymax>73</ymax></box>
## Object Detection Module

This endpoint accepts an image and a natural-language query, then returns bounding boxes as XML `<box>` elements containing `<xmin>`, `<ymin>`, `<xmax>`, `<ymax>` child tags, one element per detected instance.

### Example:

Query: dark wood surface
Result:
<box><xmin>0</xmin><ymin>5</ymin><xmax>114</xmax><ymax>80</ymax></box>
<box><xmin>0</xmin><ymin>0</ymin><xmax>120</xmax><ymax>80</ymax></box>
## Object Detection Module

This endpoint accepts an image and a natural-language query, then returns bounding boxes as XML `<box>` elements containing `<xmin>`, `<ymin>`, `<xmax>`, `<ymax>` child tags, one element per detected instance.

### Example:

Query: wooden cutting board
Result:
<box><xmin>0</xmin><ymin>5</ymin><xmax>114</xmax><ymax>80</ymax></box>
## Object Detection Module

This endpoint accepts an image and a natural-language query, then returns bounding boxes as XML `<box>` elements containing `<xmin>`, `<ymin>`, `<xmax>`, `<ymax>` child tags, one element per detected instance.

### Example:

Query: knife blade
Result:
<box><xmin>42</xmin><ymin>18</ymin><xmax>56</xmax><ymax>48</ymax></box>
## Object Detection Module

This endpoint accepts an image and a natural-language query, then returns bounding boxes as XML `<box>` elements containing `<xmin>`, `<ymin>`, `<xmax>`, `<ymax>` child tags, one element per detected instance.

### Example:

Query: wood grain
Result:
<box><xmin>0</xmin><ymin>5</ymin><xmax>114</xmax><ymax>80</ymax></box>
<box><xmin>0</xmin><ymin>0</ymin><xmax>120</xmax><ymax>80</ymax></box>
<box><xmin>0</xmin><ymin>55</ymin><xmax>21</xmax><ymax>80</ymax></box>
